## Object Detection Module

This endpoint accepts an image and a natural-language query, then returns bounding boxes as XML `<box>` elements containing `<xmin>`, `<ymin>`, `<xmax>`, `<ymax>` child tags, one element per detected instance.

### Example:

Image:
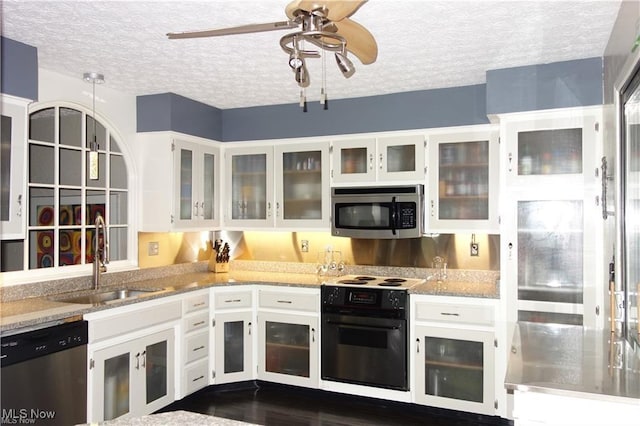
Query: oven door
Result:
<box><xmin>321</xmin><ymin>313</ymin><xmax>407</xmax><ymax>390</ymax></box>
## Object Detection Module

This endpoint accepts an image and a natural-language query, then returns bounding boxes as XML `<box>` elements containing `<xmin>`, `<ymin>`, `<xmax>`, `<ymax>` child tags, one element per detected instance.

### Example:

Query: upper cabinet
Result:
<box><xmin>224</xmin><ymin>141</ymin><xmax>330</xmax><ymax>230</ymax></box>
<box><xmin>331</xmin><ymin>134</ymin><xmax>425</xmax><ymax>184</ymax></box>
<box><xmin>503</xmin><ymin>110</ymin><xmax>599</xmax><ymax>188</ymax></box>
<box><xmin>1</xmin><ymin>95</ymin><xmax>29</xmax><ymax>239</ymax></box>
<box><xmin>426</xmin><ymin>127</ymin><xmax>500</xmax><ymax>233</ymax></box>
<box><xmin>138</xmin><ymin>132</ymin><xmax>221</xmax><ymax>232</ymax></box>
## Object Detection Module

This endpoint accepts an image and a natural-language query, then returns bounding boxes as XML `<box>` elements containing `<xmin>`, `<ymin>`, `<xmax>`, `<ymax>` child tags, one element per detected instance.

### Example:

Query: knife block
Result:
<box><xmin>212</xmin><ymin>262</ymin><xmax>229</xmax><ymax>273</ymax></box>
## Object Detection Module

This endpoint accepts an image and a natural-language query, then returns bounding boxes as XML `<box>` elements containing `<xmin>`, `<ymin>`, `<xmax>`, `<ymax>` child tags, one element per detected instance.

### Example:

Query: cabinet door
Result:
<box><xmin>257</xmin><ymin>312</ymin><xmax>318</xmax><ymax>388</ymax></box>
<box><xmin>173</xmin><ymin>141</ymin><xmax>196</xmax><ymax>227</ymax></box>
<box><xmin>504</xmin><ymin>112</ymin><xmax>598</xmax><ymax>187</ymax></box>
<box><xmin>331</xmin><ymin>138</ymin><xmax>376</xmax><ymax>183</ymax></box>
<box><xmin>414</xmin><ymin>325</ymin><xmax>495</xmax><ymax>415</ymax></box>
<box><xmin>505</xmin><ymin>192</ymin><xmax>598</xmax><ymax>327</ymax></box>
<box><xmin>274</xmin><ymin>142</ymin><xmax>330</xmax><ymax>228</ymax></box>
<box><xmin>225</xmin><ymin>146</ymin><xmax>273</xmax><ymax>227</ymax></box>
<box><xmin>377</xmin><ymin>134</ymin><xmax>425</xmax><ymax>182</ymax></box>
<box><xmin>89</xmin><ymin>328</ymin><xmax>175</xmax><ymax>422</ymax></box>
<box><xmin>1</xmin><ymin>95</ymin><xmax>28</xmax><ymax>239</ymax></box>
<box><xmin>214</xmin><ymin>311</ymin><xmax>254</xmax><ymax>384</ymax></box>
<box><xmin>427</xmin><ymin>129</ymin><xmax>499</xmax><ymax>232</ymax></box>
<box><xmin>172</xmin><ymin>140</ymin><xmax>220</xmax><ymax>229</ymax></box>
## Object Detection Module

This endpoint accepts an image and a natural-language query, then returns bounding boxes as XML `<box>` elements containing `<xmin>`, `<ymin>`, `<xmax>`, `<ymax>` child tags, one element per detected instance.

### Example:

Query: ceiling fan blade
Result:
<box><xmin>333</xmin><ymin>18</ymin><xmax>377</xmax><ymax>65</ymax></box>
<box><xmin>286</xmin><ymin>0</ymin><xmax>367</xmax><ymax>21</ymax></box>
<box><xmin>167</xmin><ymin>21</ymin><xmax>298</xmax><ymax>39</ymax></box>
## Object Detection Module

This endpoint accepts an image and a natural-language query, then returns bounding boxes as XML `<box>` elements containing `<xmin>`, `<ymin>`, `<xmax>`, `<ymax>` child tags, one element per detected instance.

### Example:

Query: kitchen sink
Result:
<box><xmin>53</xmin><ymin>288</ymin><xmax>163</xmax><ymax>305</ymax></box>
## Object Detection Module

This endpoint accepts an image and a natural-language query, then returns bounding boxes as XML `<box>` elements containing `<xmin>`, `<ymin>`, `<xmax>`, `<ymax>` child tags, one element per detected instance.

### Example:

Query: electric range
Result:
<box><xmin>323</xmin><ymin>274</ymin><xmax>425</xmax><ymax>289</ymax></box>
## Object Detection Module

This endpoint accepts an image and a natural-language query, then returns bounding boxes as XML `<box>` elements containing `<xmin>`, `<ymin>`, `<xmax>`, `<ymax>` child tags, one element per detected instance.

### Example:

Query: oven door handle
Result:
<box><xmin>326</xmin><ymin>320</ymin><xmax>401</xmax><ymax>331</ymax></box>
<box><xmin>391</xmin><ymin>196</ymin><xmax>397</xmax><ymax>236</ymax></box>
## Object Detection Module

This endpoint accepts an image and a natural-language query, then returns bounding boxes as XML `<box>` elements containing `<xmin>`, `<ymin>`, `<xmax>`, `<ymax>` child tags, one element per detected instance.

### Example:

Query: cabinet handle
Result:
<box><xmin>379</xmin><ymin>153</ymin><xmax>383</xmax><ymax>170</ymax></box>
<box><xmin>508</xmin><ymin>242</ymin><xmax>513</xmax><ymax>260</ymax></box>
<box><xmin>135</xmin><ymin>352</ymin><xmax>140</xmax><ymax>370</ymax></box>
<box><xmin>193</xmin><ymin>301</ymin><xmax>206</xmax><ymax>308</ymax></box>
<box><xmin>277</xmin><ymin>300</ymin><xmax>292</xmax><ymax>304</ymax></box>
<box><xmin>193</xmin><ymin>202</ymin><xmax>199</xmax><ymax>217</ymax></box>
<box><xmin>141</xmin><ymin>350</ymin><xmax>146</xmax><ymax>368</ymax></box>
<box><xmin>312</xmin><ymin>327</ymin><xmax>316</xmax><ymax>342</ymax></box>
<box><xmin>369</xmin><ymin>153</ymin><xmax>374</xmax><ymax>170</ymax></box>
<box><xmin>416</xmin><ymin>338</ymin><xmax>420</xmax><ymax>353</ymax></box>
<box><xmin>440</xmin><ymin>312</ymin><xmax>460</xmax><ymax>317</ymax></box>
<box><xmin>192</xmin><ymin>375</ymin><xmax>205</xmax><ymax>383</ymax></box>
<box><xmin>224</xmin><ymin>299</ymin><xmax>241</xmax><ymax>303</ymax></box>
<box><xmin>248</xmin><ymin>322</ymin><xmax>252</xmax><ymax>336</ymax></box>
<box><xmin>16</xmin><ymin>194</ymin><xmax>22</xmax><ymax>217</ymax></box>
<box><xmin>200</xmin><ymin>202</ymin><xmax>205</xmax><ymax>217</ymax></box>
<box><xmin>276</xmin><ymin>202</ymin><xmax>280</xmax><ymax>218</ymax></box>
<box><xmin>508</xmin><ymin>152</ymin><xmax>513</xmax><ymax>172</ymax></box>
<box><xmin>430</xmin><ymin>200</ymin><xmax>435</xmax><ymax>217</ymax></box>
<box><xmin>193</xmin><ymin>345</ymin><xmax>205</xmax><ymax>352</ymax></box>
<box><xmin>193</xmin><ymin>320</ymin><xmax>206</xmax><ymax>327</ymax></box>
<box><xmin>267</xmin><ymin>202</ymin><xmax>272</xmax><ymax>218</ymax></box>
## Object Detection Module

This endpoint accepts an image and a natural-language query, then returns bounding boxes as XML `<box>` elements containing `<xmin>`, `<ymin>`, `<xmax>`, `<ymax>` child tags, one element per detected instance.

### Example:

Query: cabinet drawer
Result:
<box><xmin>183</xmin><ymin>292</ymin><xmax>209</xmax><ymax>314</ymax></box>
<box><xmin>258</xmin><ymin>290</ymin><xmax>318</xmax><ymax>312</ymax></box>
<box><xmin>415</xmin><ymin>302</ymin><xmax>494</xmax><ymax>326</ymax></box>
<box><xmin>184</xmin><ymin>332</ymin><xmax>209</xmax><ymax>364</ymax></box>
<box><xmin>183</xmin><ymin>359</ymin><xmax>208</xmax><ymax>395</ymax></box>
<box><xmin>183</xmin><ymin>312</ymin><xmax>209</xmax><ymax>333</ymax></box>
<box><xmin>214</xmin><ymin>290</ymin><xmax>252</xmax><ymax>310</ymax></box>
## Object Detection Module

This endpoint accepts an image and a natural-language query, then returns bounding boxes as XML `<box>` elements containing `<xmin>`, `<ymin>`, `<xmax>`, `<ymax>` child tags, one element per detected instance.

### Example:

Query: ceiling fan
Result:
<box><xmin>167</xmin><ymin>0</ymin><xmax>378</xmax><ymax>89</ymax></box>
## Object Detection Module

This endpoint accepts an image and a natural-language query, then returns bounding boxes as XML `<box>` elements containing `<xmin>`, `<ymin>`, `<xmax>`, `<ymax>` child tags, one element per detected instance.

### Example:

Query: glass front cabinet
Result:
<box><xmin>274</xmin><ymin>142</ymin><xmax>330</xmax><ymax>228</ymax></box>
<box><xmin>414</xmin><ymin>325</ymin><xmax>495</xmax><ymax>415</ymax></box>
<box><xmin>88</xmin><ymin>329</ymin><xmax>175</xmax><ymax>422</ymax></box>
<box><xmin>426</xmin><ymin>128</ymin><xmax>499</xmax><ymax>232</ymax></box>
<box><xmin>172</xmin><ymin>139</ymin><xmax>220</xmax><ymax>229</ymax></box>
<box><xmin>1</xmin><ymin>95</ymin><xmax>28</xmax><ymax>240</ymax></box>
<box><xmin>331</xmin><ymin>135</ymin><xmax>425</xmax><ymax>184</ymax></box>
<box><xmin>501</xmin><ymin>108</ymin><xmax>603</xmax><ymax>328</ymax></box>
<box><xmin>213</xmin><ymin>311</ymin><xmax>254</xmax><ymax>384</ymax></box>
<box><xmin>257</xmin><ymin>312</ymin><xmax>318</xmax><ymax>388</ymax></box>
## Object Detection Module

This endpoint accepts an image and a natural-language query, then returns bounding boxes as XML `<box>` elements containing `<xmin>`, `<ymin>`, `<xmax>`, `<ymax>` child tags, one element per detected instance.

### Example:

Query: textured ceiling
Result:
<box><xmin>1</xmin><ymin>0</ymin><xmax>622</xmax><ymax>109</ymax></box>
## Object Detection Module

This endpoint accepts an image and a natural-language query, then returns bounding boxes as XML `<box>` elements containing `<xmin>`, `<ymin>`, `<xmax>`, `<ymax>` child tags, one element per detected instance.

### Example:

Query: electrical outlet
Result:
<box><xmin>148</xmin><ymin>241</ymin><xmax>159</xmax><ymax>256</ymax></box>
<box><xmin>470</xmin><ymin>242</ymin><xmax>479</xmax><ymax>257</ymax></box>
<box><xmin>301</xmin><ymin>240</ymin><xmax>309</xmax><ymax>252</ymax></box>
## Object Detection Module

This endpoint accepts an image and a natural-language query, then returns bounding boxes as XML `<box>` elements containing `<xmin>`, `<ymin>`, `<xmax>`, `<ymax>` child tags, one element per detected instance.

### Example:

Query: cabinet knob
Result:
<box><xmin>508</xmin><ymin>152</ymin><xmax>513</xmax><ymax>172</ymax></box>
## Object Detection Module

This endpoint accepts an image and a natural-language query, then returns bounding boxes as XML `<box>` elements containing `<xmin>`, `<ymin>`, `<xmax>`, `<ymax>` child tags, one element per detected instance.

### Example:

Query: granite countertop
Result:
<box><xmin>84</xmin><ymin>410</ymin><xmax>256</xmax><ymax>425</ymax></box>
<box><xmin>1</xmin><ymin>261</ymin><xmax>499</xmax><ymax>333</ymax></box>
<box><xmin>505</xmin><ymin>321</ymin><xmax>640</xmax><ymax>404</ymax></box>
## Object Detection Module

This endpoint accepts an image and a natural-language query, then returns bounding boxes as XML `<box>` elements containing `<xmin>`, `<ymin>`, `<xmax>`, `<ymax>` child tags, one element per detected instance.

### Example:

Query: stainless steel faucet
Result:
<box><xmin>93</xmin><ymin>213</ymin><xmax>109</xmax><ymax>290</ymax></box>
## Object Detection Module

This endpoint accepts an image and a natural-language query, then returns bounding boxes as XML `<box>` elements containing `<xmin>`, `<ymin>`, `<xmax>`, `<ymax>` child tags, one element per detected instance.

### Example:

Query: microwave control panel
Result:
<box><xmin>398</xmin><ymin>203</ymin><xmax>416</xmax><ymax>229</ymax></box>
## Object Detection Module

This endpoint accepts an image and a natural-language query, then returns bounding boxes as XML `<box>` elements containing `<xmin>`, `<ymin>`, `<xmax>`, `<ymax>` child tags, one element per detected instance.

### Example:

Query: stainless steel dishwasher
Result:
<box><xmin>1</xmin><ymin>319</ymin><xmax>88</xmax><ymax>425</ymax></box>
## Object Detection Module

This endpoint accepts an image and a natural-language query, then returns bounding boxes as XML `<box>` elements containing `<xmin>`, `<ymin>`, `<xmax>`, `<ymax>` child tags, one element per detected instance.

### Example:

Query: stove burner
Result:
<box><xmin>378</xmin><ymin>281</ymin><xmax>402</xmax><ymax>287</ymax></box>
<box><xmin>384</xmin><ymin>278</ymin><xmax>406</xmax><ymax>283</ymax></box>
<box><xmin>354</xmin><ymin>276</ymin><xmax>376</xmax><ymax>281</ymax></box>
<box><xmin>338</xmin><ymin>279</ymin><xmax>367</xmax><ymax>285</ymax></box>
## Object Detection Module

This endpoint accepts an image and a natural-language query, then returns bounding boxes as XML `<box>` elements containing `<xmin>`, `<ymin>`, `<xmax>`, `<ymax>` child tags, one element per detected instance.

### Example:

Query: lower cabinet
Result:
<box><xmin>213</xmin><ymin>310</ymin><xmax>254</xmax><ymax>383</ymax></box>
<box><xmin>179</xmin><ymin>290</ymin><xmax>210</xmax><ymax>398</ymax></box>
<box><xmin>89</xmin><ymin>328</ymin><xmax>176</xmax><ymax>421</ymax></box>
<box><xmin>411</xmin><ymin>296</ymin><xmax>496</xmax><ymax>416</ymax></box>
<box><xmin>257</xmin><ymin>287</ymin><xmax>319</xmax><ymax>388</ymax></box>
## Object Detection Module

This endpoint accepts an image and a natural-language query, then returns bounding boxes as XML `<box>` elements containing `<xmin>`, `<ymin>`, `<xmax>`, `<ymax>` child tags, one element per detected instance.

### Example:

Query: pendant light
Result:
<box><xmin>83</xmin><ymin>72</ymin><xmax>105</xmax><ymax>180</ymax></box>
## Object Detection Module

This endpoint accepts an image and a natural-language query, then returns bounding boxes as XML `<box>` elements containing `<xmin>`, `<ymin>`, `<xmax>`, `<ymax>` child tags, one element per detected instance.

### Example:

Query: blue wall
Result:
<box><xmin>137</xmin><ymin>92</ymin><xmax>223</xmax><ymax>141</ymax></box>
<box><xmin>486</xmin><ymin>57</ymin><xmax>603</xmax><ymax>114</ymax></box>
<box><xmin>0</xmin><ymin>36</ymin><xmax>38</xmax><ymax>100</ymax></box>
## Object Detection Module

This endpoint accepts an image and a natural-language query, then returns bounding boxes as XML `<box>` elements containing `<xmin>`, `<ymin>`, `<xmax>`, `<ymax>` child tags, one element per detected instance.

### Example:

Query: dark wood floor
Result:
<box><xmin>160</xmin><ymin>381</ymin><xmax>512</xmax><ymax>426</ymax></box>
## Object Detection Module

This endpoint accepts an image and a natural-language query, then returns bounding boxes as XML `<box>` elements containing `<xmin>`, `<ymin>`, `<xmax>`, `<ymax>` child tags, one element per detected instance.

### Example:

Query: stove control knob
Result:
<box><xmin>388</xmin><ymin>291</ymin><xmax>400</xmax><ymax>308</ymax></box>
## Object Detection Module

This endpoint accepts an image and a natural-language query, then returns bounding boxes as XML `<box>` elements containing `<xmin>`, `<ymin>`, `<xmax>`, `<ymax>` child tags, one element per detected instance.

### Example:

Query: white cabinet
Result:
<box><xmin>85</xmin><ymin>300</ymin><xmax>181</xmax><ymax>422</ymax></box>
<box><xmin>426</xmin><ymin>127</ymin><xmax>500</xmax><ymax>232</ymax></box>
<box><xmin>500</xmin><ymin>107</ymin><xmax>603</xmax><ymax>328</ymax></box>
<box><xmin>331</xmin><ymin>134</ymin><xmax>425</xmax><ymax>184</ymax></box>
<box><xmin>411</xmin><ymin>296</ymin><xmax>496</xmax><ymax>416</ymax></box>
<box><xmin>179</xmin><ymin>290</ymin><xmax>210</xmax><ymax>398</ymax></box>
<box><xmin>257</xmin><ymin>287</ymin><xmax>319</xmax><ymax>388</ymax></box>
<box><xmin>224</xmin><ymin>141</ymin><xmax>330</xmax><ymax>229</ymax></box>
<box><xmin>138</xmin><ymin>132</ymin><xmax>221</xmax><ymax>231</ymax></box>
<box><xmin>1</xmin><ymin>95</ymin><xmax>29</xmax><ymax>239</ymax></box>
<box><xmin>212</xmin><ymin>287</ymin><xmax>255</xmax><ymax>384</ymax></box>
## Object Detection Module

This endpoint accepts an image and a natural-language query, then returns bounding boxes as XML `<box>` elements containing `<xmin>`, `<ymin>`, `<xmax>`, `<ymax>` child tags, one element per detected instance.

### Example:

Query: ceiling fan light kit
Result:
<box><xmin>166</xmin><ymin>0</ymin><xmax>377</xmax><ymax>111</ymax></box>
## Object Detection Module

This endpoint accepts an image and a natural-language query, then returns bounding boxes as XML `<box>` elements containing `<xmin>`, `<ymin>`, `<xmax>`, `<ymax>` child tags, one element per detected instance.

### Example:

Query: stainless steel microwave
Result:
<box><xmin>331</xmin><ymin>185</ymin><xmax>424</xmax><ymax>239</ymax></box>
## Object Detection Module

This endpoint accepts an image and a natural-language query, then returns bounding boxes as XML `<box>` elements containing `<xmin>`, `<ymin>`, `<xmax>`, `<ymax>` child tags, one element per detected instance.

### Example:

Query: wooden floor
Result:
<box><xmin>160</xmin><ymin>381</ymin><xmax>512</xmax><ymax>426</ymax></box>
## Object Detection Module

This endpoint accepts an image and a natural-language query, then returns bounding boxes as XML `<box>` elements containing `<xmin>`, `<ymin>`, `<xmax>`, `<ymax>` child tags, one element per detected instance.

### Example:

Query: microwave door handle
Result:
<box><xmin>391</xmin><ymin>196</ymin><xmax>397</xmax><ymax>235</ymax></box>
